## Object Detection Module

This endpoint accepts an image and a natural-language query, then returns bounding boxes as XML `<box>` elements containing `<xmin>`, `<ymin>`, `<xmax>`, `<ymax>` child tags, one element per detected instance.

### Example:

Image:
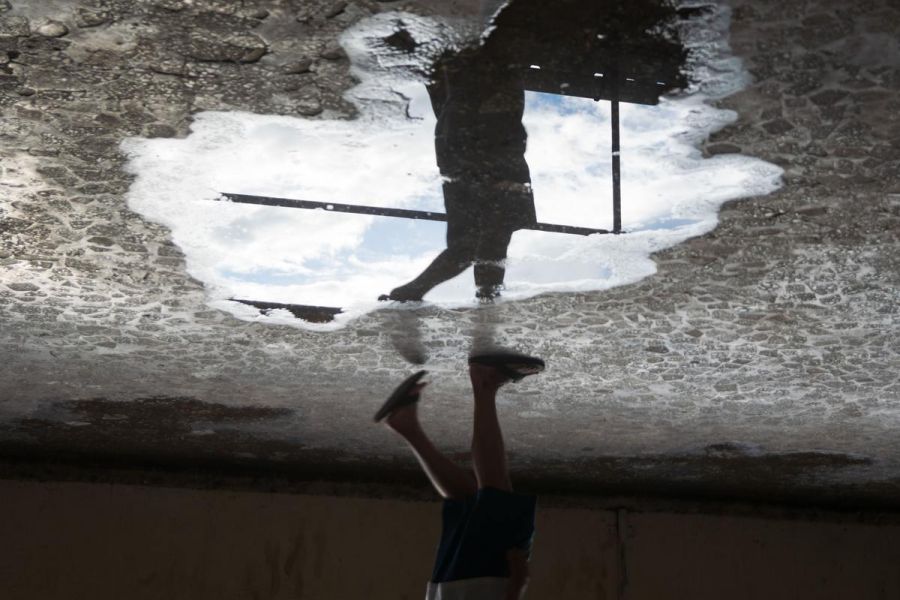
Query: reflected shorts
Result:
<box><xmin>430</xmin><ymin>487</ymin><xmax>537</xmax><ymax>583</ymax></box>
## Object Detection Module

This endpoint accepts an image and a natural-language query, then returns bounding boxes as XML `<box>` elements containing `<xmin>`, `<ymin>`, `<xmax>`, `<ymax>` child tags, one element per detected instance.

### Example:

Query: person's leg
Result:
<box><xmin>383</xmin><ymin>188</ymin><xmax>478</xmax><ymax>302</ymax></box>
<box><xmin>469</xmin><ymin>363</ymin><xmax>513</xmax><ymax>491</ymax></box>
<box><xmin>385</xmin><ymin>246</ymin><xmax>472</xmax><ymax>301</ymax></box>
<box><xmin>473</xmin><ymin>227</ymin><xmax>514</xmax><ymax>301</ymax></box>
<box><xmin>384</xmin><ymin>398</ymin><xmax>477</xmax><ymax>500</ymax></box>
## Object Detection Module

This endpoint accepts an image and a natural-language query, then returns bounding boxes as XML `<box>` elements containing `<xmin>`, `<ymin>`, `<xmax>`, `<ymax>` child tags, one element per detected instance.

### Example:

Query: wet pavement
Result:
<box><xmin>120</xmin><ymin>0</ymin><xmax>779</xmax><ymax>325</ymax></box>
<box><xmin>1</xmin><ymin>0</ymin><xmax>899</xmax><ymax>508</ymax></box>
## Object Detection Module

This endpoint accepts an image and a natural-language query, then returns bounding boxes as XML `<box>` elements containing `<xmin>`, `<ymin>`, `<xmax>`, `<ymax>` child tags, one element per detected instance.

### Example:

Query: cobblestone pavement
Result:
<box><xmin>0</xmin><ymin>0</ymin><xmax>898</xmax><ymax>507</ymax></box>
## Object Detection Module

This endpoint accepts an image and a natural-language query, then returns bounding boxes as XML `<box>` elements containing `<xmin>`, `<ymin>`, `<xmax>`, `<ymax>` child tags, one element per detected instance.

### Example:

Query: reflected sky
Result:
<box><xmin>122</xmin><ymin>1</ymin><xmax>783</xmax><ymax>328</ymax></box>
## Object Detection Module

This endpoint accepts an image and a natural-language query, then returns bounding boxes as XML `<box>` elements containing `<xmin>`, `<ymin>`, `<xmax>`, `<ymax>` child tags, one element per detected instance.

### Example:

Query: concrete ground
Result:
<box><xmin>0</xmin><ymin>0</ymin><xmax>899</xmax><ymax>508</ymax></box>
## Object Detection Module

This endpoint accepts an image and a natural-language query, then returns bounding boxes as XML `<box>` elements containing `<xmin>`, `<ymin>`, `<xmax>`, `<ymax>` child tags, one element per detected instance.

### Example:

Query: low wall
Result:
<box><xmin>1</xmin><ymin>479</ymin><xmax>898</xmax><ymax>599</ymax></box>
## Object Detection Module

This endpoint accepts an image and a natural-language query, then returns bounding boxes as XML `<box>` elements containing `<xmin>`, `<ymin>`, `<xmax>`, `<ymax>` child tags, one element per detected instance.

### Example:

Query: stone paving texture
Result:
<box><xmin>0</xmin><ymin>0</ymin><xmax>898</xmax><ymax>507</ymax></box>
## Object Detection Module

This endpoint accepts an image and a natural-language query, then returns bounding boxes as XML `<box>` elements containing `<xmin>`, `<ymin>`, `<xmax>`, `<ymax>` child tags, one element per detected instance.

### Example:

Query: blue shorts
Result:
<box><xmin>430</xmin><ymin>487</ymin><xmax>537</xmax><ymax>583</ymax></box>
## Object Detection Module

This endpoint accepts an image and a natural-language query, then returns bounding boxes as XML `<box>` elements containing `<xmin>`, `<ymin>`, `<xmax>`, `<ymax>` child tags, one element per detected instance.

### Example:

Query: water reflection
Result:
<box><xmin>490</xmin><ymin>0</ymin><xmax>687</xmax><ymax>103</ymax></box>
<box><xmin>380</xmin><ymin>42</ymin><xmax>536</xmax><ymax>303</ymax></box>
<box><xmin>122</xmin><ymin>0</ymin><xmax>782</xmax><ymax>329</ymax></box>
<box><xmin>311</xmin><ymin>0</ymin><xmax>687</xmax><ymax>306</ymax></box>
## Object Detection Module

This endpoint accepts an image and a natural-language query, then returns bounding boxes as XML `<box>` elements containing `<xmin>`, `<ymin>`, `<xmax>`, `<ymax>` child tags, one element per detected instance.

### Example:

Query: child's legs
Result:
<box><xmin>385</xmin><ymin>404</ymin><xmax>477</xmax><ymax>500</ymax></box>
<box><xmin>469</xmin><ymin>365</ymin><xmax>513</xmax><ymax>491</ymax></box>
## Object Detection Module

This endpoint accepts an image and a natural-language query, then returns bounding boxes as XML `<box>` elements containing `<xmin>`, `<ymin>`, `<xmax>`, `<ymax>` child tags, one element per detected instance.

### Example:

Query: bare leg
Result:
<box><xmin>473</xmin><ymin>261</ymin><xmax>505</xmax><ymax>301</ymax></box>
<box><xmin>386</xmin><ymin>244</ymin><xmax>473</xmax><ymax>302</ymax></box>
<box><xmin>473</xmin><ymin>228</ymin><xmax>513</xmax><ymax>301</ymax></box>
<box><xmin>384</xmin><ymin>397</ymin><xmax>477</xmax><ymax>500</ymax></box>
<box><xmin>469</xmin><ymin>364</ymin><xmax>513</xmax><ymax>491</ymax></box>
<box><xmin>385</xmin><ymin>199</ymin><xmax>478</xmax><ymax>302</ymax></box>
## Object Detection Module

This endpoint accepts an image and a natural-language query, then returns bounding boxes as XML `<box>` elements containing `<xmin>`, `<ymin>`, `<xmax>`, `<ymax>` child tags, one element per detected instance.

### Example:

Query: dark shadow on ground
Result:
<box><xmin>0</xmin><ymin>397</ymin><xmax>892</xmax><ymax>510</ymax></box>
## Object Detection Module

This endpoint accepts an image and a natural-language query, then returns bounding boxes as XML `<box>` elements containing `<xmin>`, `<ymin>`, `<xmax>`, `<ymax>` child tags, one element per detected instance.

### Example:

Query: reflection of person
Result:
<box><xmin>374</xmin><ymin>353</ymin><xmax>545</xmax><ymax>600</ymax></box>
<box><xmin>380</xmin><ymin>38</ymin><xmax>537</xmax><ymax>303</ymax></box>
<box><xmin>377</xmin><ymin>0</ymin><xmax>688</xmax><ymax>304</ymax></box>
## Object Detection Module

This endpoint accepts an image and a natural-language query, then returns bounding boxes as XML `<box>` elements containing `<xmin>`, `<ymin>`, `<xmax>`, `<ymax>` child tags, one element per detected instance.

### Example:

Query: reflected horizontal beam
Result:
<box><xmin>231</xmin><ymin>298</ymin><xmax>341</xmax><ymax>323</ymax></box>
<box><xmin>523</xmin><ymin>70</ymin><xmax>667</xmax><ymax>104</ymax></box>
<box><xmin>220</xmin><ymin>193</ymin><xmax>447</xmax><ymax>221</ymax></box>
<box><xmin>218</xmin><ymin>193</ymin><xmax>615</xmax><ymax>236</ymax></box>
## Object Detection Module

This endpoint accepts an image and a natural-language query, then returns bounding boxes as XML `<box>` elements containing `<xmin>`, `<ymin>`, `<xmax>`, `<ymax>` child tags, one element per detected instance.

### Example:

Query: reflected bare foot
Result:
<box><xmin>379</xmin><ymin>284</ymin><xmax>424</xmax><ymax>302</ymax></box>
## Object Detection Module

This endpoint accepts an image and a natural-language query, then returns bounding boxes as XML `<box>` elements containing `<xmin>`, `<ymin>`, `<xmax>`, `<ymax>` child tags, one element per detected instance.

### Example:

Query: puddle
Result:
<box><xmin>122</xmin><ymin>0</ymin><xmax>782</xmax><ymax>329</ymax></box>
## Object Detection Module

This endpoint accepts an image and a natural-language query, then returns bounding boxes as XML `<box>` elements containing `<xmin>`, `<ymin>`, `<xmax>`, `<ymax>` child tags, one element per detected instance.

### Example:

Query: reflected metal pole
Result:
<box><xmin>611</xmin><ymin>97</ymin><xmax>622</xmax><ymax>234</ymax></box>
<box><xmin>217</xmin><ymin>193</ymin><xmax>612</xmax><ymax>236</ymax></box>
